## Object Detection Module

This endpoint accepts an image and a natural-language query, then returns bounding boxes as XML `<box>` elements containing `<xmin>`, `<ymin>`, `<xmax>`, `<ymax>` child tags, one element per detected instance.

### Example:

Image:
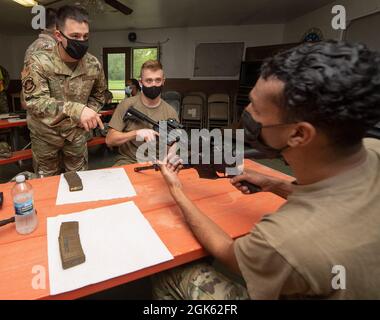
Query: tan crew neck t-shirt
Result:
<box><xmin>109</xmin><ymin>95</ymin><xmax>179</xmax><ymax>165</ymax></box>
<box><xmin>234</xmin><ymin>138</ymin><xmax>380</xmax><ymax>300</ymax></box>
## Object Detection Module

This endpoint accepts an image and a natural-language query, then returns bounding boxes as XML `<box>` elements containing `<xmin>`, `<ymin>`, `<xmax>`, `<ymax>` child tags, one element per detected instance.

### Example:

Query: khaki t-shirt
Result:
<box><xmin>109</xmin><ymin>95</ymin><xmax>179</xmax><ymax>165</ymax></box>
<box><xmin>234</xmin><ymin>138</ymin><xmax>380</xmax><ymax>300</ymax></box>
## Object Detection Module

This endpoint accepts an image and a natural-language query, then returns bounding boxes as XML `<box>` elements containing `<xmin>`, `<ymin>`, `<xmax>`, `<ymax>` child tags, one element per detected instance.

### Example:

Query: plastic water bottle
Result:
<box><xmin>11</xmin><ymin>175</ymin><xmax>38</xmax><ymax>235</ymax></box>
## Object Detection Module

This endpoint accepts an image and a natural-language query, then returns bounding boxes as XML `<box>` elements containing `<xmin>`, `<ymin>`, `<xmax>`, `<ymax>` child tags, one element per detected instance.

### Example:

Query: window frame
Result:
<box><xmin>102</xmin><ymin>47</ymin><xmax>131</xmax><ymax>84</ymax></box>
<box><xmin>131</xmin><ymin>46</ymin><xmax>160</xmax><ymax>79</ymax></box>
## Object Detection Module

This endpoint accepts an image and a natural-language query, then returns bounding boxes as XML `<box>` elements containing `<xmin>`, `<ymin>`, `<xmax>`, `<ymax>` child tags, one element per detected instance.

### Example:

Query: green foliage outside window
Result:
<box><xmin>132</xmin><ymin>48</ymin><xmax>158</xmax><ymax>79</ymax></box>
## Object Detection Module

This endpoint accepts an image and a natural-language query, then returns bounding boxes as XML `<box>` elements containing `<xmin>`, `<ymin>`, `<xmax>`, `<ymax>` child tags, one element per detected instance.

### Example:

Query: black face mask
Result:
<box><xmin>242</xmin><ymin>110</ymin><xmax>289</xmax><ymax>159</ymax></box>
<box><xmin>60</xmin><ymin>31</ymin><xmax>89</xmax><ymax>60</ymax></box>
<box><xmin>142</xmin><ymin>85</ymin><xmax>162</xmax><ymax>100</ymax></box>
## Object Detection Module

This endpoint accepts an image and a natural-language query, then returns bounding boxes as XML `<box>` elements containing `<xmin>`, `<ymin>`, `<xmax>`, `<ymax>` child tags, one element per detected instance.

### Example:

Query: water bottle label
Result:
<box><xmin>14</xmin><ymin>200</ymin><xmax>34</xmax><ymax>216</ymax></box>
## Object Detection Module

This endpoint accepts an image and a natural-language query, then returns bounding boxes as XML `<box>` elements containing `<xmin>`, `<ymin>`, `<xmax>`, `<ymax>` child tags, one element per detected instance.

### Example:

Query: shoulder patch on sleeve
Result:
<box><xmin>22</xmin><ymin>77</ymin><xmax>36</xmax><ymax>94</ymax></box>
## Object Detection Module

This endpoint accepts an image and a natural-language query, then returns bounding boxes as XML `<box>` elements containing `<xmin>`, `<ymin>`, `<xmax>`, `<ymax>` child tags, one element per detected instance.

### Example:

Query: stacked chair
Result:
<box><xmin>162</xmin><ymin>91</ymin><xmax>182</xmax><ymax>116</ymax></box>
<box><xmin>206</xmin><ymin>93</ymin><xmax>230</xmax><ymax>129</ymax></box>
<box><xmin>187</xmin><ymin>91</ymin><xmax>208</xmax><ymax>128</ymax></box>
<box><xmin>181</xmin><ymin>92</ymin><xmax>207</xmax><ymax>130</ymax></box>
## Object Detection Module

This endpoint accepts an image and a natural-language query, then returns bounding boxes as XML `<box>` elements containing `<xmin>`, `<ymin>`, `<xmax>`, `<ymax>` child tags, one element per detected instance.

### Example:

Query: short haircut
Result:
<box><xmin>130</xmin><ymin>78</ymin><xmax>141</xmax><ymax>91</ymax></box>
<box><xmin>46</xmin><ymin>8</ymin><xmax>57</xmax><ymax>30</ymax></box>
<box><xmin>261</xmin><ymin>40</ymin><xmax>380</xmax><ymax>148</ymax></box>
<box><xmin>140</xmin><ymin>60</ymin><xmax>163</xmax><ymax>78</ymax></box>
<box><xmin>56</xmin><ymin>5</ymin><xmax>89</xmax><ymax>31</ymax></box>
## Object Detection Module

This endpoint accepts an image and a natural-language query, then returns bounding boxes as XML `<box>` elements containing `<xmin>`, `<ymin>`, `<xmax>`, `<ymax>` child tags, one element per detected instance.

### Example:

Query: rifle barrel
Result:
<box><xmin>243</xmin><ymin>148</ymin><xmax>268</xmax><ymax>160</ymax></box>
<box><xmin>126</xmin><ymin>107</ymin><xmax>158</xmax><ymax>127</ymax></box>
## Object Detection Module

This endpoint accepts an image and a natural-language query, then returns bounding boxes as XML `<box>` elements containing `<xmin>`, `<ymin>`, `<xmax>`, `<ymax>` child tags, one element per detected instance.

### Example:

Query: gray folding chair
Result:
<box><xmin>207</xmin><ymin>93</ymin><xmax>230</xmax><ymax>129</ymax></box>
<box><xmin>187</xmin><ymin>92</ymin><xmax>208</xmax><ymax>127</ymax></box>
<box><xmin>162</xmin><ymin>91</ymin><xmax>182</xmax><ymax>116</ymax></box>
<box><xmin>181</xmin><ymin>94</ymin><xmax>204</xmax><ymax>130</ymax></box>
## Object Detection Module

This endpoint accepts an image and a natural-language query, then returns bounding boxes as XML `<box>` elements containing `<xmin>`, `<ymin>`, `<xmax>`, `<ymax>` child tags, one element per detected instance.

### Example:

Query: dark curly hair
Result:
<box><xmin>130</xmin><ymin>78</ymin><xmax>141</xmax><ymax>91</ymax></box>
<box><xmin>261</xmin><ymin>40</ymin><xmax>380</xmax><ymax>148</ymax></box>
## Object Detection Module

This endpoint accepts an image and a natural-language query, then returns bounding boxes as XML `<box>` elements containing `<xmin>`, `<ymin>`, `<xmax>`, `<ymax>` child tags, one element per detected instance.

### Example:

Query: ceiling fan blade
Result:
<box><xmin>43</xmin><ymin>0</ymin><xmax>65</xmax><ymax>6</ymax></box>
<box><xmin>104</xmin><ymin>0</ymin><xmax>133</xmax><ymax>15</ymax></box>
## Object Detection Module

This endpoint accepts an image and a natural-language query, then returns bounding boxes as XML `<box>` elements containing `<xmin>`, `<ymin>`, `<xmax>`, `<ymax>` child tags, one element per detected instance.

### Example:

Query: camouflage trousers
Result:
<box><xmin>30</xmin><ymin>131</ymin><xmax>88</xmax><ymax>177</ymax></box>
<box><xmin>112</xmin><ymin>157</ymin><xmax>135</xmax><ymax>167</ymax></box>
<box><xmin>152</xmin><ymin>262</ymin><xmax>249</xmax><ymax>300</ymax></box>
<box><xmin>0</xmin><ymin>92</ymin><xmax>9</xmax><ymax>114</ymax></box>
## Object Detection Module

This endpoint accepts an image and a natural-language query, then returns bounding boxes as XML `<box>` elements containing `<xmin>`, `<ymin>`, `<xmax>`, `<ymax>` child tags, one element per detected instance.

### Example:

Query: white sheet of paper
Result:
<box><xmin>0</xmin><ymin>113</ymin><xmax>22</xmax><ymax>120</ymax></box>
<box><xmin>47</xmin><ymin>201</ymin><xmax>174</xmax><ymax>295</ymax></box>
<box><xmin>56</xmin><ymin>168</ymin><xmax>136</xmax><ymax>205</ymax></box>
<box><xmin>6</xmin><ymin>118</ymin><xmax>26</xmax><ymax>123</ymax></box>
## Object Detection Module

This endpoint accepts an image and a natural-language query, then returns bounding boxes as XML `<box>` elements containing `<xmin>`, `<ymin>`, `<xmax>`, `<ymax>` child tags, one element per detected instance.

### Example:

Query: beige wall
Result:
<box><xmin>344</xmin><ymin>11</ymin><xmax>380</xmax><ymax>51</ymax></box>
<box><xmin>0</xmin><ymin>24</ymin><xmax>285</xmax><ymax>80</ymax></box>
<box><xmin>283</xmin><ymin>0</ymin><xmax>380</xmax><ymax>42</ymax></box>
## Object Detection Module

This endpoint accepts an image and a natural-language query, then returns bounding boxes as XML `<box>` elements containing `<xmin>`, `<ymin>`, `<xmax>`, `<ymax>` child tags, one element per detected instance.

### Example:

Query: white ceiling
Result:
<box><xmin>0</xmin><ymin>0</ymin><xmax>335</xmax><ymax>35</ymax></box>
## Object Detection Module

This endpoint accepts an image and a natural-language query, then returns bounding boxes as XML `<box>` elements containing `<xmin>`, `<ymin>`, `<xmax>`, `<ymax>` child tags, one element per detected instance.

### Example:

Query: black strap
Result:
<box><xmin>0</xmin><ymin>217</ymin><xmax>15</xmax><ymax>227</ymax></box>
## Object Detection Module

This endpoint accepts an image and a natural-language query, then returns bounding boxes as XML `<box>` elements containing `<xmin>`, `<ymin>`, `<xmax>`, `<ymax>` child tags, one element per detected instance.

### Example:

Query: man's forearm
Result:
<box><xmin>169</xmin><ymin>186</ymin><xmax>241</xmax><ymax>275</ymax></box>
<box><xmin>26</xmin><ymin>97</ymin><xmax>85</xmax><ymax>124</ymax></box>
<box><xmin>106</xmin><ymin>130</ymin><xmax>137</xmax><ymax>147</ymax></box>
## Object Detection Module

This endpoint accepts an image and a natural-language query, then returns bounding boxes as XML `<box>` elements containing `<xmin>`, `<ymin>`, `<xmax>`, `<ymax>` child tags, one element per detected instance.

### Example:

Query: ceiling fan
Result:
<box><xmin>43</xmin><ymin>0</ymin><xmax>133</xmax><ymax>15</ymax></box>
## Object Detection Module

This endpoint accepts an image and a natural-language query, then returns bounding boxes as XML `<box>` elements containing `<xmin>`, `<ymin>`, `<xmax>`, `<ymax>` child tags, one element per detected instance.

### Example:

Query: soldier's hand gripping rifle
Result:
<box><xmin>124</xmin><ymin>107</ymin><xmax>262</xmax><ymax>193</ymax></box>
<box><xmin>184</xmin><ymin>145</ymin><xmax>267</xmax><ymax>193</ymax></box>
<box><xmin>123</xmin><ymin>106</ymin><xmax>184</xmax><ymax>146</ymax></box>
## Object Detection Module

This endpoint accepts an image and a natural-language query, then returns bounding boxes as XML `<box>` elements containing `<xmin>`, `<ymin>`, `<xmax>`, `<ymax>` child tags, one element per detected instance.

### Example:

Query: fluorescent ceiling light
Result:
<box><xmin>12</xmin><ymin>0</ymin><xmax>38</xmax><ymax>7</ymax></box>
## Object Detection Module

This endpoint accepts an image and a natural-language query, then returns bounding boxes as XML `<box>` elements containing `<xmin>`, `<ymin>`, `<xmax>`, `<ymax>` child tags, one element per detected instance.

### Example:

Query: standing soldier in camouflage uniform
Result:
<box><xmin>22</xmin><ymin>5</ymin><xmax>106</xmax><ymax>176</ymax></box>
<box><xmin>24</xmin><ymin>8</ymin><xmax>57</xmax><ymax>64</ymax></box>
<box><xmin>0</xmin><ymin>65</ymin><xmax>10</xmax><ymax>114</ymax></box>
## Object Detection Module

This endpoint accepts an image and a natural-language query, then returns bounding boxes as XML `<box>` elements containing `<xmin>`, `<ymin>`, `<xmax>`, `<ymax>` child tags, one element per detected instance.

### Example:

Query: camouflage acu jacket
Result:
<box><xmin>22</xmin><ymin>46</ymin><xmax>106</xmax><ymax>142</ymax></box>
<box><xmin>24</xmin><ymin>31</ymin><xmax>57</xmax><ymax>64</ymax></box>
